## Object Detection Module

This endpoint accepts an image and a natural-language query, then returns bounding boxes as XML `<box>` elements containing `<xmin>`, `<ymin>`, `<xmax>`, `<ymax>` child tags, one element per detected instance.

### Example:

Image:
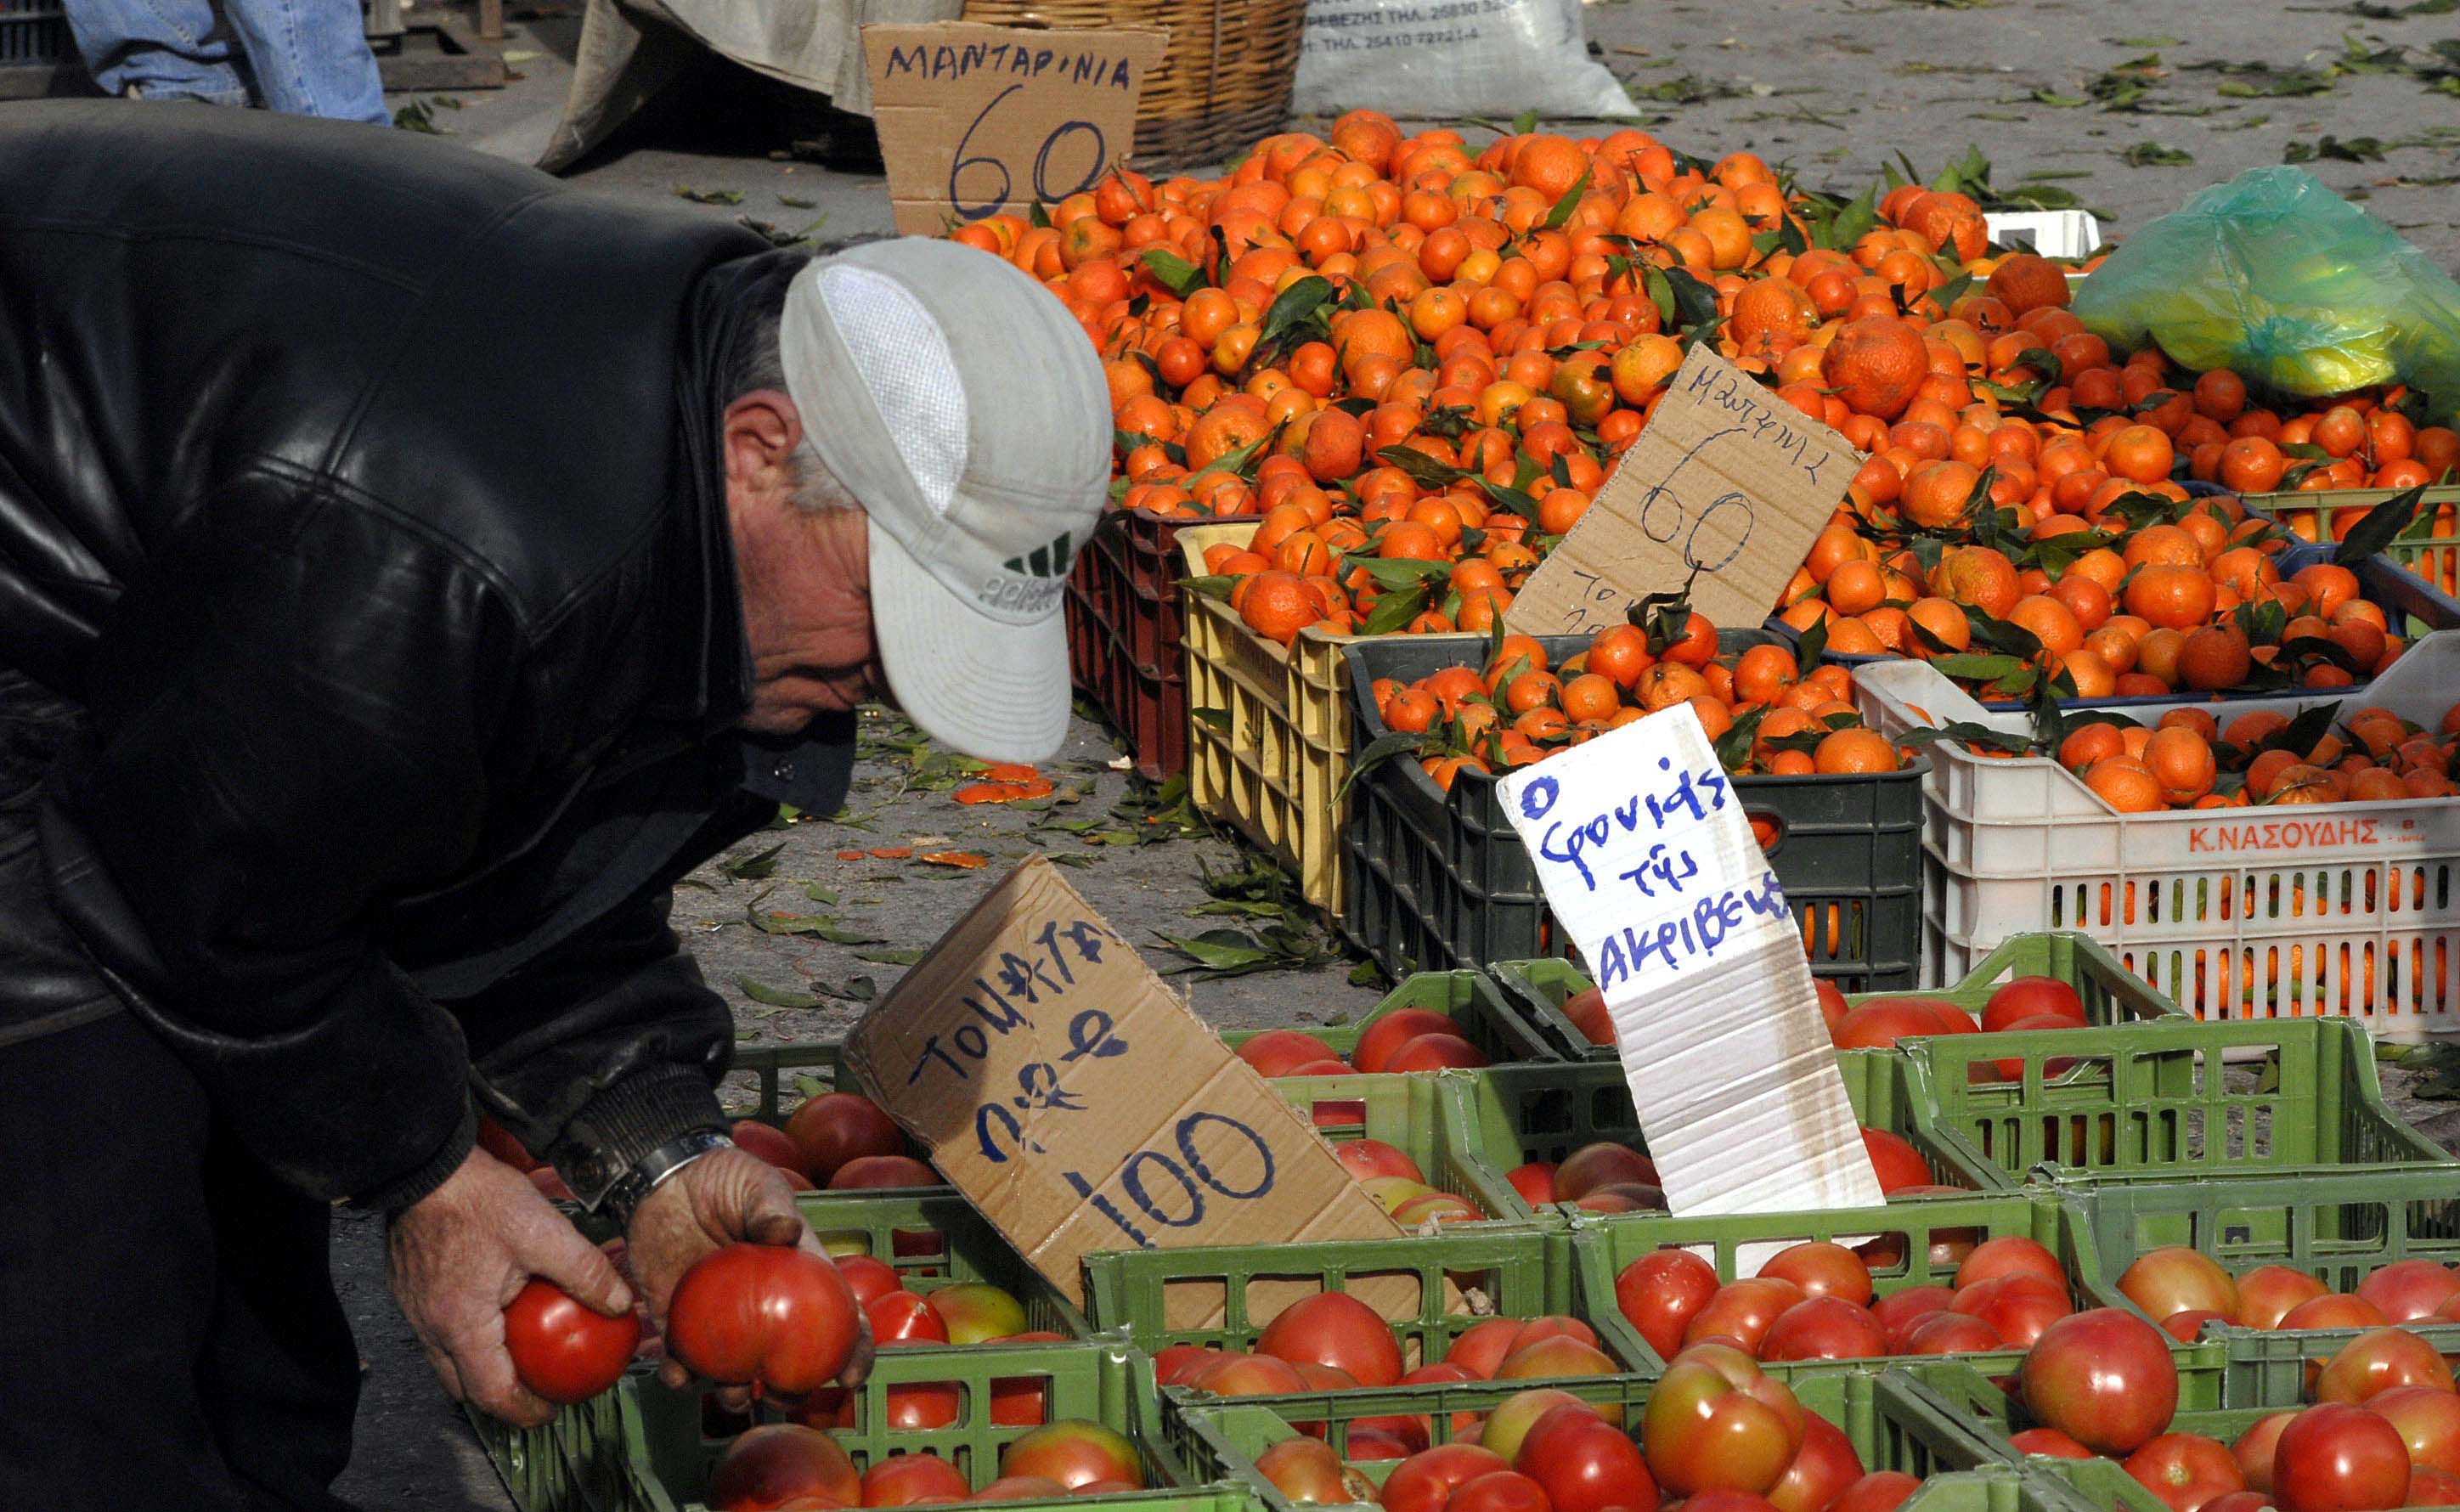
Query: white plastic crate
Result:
<box><xmin>1856</xmin><ymin>632</ymin><xmax>2460</xmax><ymax>1041</ymax></box>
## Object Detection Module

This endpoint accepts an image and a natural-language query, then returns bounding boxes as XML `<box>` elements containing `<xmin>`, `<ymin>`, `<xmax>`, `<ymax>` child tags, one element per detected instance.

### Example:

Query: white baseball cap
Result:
<box><xmin>778</xmin><ymin>238</ymin><xmax>1109</xmax><ymax>764</ymax></box>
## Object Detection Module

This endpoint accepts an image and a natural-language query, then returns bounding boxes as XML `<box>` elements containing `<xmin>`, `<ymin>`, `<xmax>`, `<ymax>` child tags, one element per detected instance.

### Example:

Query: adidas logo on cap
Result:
<box><xmin>1003</xmin><ymin>531</ymin><xmax>1075</xmax><ymax>580</ymax></box>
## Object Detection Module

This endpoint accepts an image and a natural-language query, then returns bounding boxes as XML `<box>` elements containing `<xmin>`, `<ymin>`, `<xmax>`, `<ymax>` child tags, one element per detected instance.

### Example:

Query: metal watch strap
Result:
<box><xmin>599</xmin><ymin>1129</ymin><xmax>733</xmax><ymax>1232</ymax></box>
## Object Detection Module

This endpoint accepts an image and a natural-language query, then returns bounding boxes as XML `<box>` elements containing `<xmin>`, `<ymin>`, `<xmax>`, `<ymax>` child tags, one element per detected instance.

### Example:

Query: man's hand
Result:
<box><xmin>625</xmin><ymin>1145</ymin><xmax>874</xmax><ymax>1395</ymax></box>
<box><xmin>386</xmin><ymin>1145</ymin><xmax>634</xmax><ymax>1429</ymax></box>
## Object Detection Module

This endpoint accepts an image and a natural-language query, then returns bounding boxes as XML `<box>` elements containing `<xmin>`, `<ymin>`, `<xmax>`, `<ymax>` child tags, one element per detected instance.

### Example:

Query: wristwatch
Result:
<box><xmin>600</xmin><ymin>1129</ymin><xmax>734</xmax><ymax>1233</ymax></box>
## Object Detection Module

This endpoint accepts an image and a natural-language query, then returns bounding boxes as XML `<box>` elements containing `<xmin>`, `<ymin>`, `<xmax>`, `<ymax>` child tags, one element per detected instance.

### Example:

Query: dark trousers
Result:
<box><xmin>0</xmin><ymin>672</ymin><xmax>362</xmax><ymax>1511</ymax></box>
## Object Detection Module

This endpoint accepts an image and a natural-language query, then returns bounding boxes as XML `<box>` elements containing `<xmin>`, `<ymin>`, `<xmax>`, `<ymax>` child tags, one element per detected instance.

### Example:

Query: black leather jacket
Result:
<box><xmin>0</xmin><ymin>102</ymin><xmax>850</xmax><ymax>1214</ymax></box>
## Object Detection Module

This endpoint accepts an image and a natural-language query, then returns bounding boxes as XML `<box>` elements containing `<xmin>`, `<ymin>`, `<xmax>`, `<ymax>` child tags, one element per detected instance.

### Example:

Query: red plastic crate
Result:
<box><xmin>1066</xmin><ymin>510</ymin><xmax>1257</xmax><ymax>781</ymax></box>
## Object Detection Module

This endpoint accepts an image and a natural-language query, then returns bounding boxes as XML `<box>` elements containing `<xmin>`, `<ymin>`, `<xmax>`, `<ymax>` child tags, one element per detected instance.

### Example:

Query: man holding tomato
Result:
<box><xmin>0</xmin><ymin>104</ymin><xmax>1108</xmax><ymax>1509</ymax></box>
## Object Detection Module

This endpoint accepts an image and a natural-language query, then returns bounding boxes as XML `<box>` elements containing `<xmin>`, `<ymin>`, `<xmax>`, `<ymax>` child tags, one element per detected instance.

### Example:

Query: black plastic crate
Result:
<box><xmin>1065</xmin><ymin>509</ymin><xmax>1257</xmax><ymax>782</ymax></box>
<box><xmin>1338</xmin><ymin>631</ymin><xmax>1925</xmax><ymax>987</ymax></box>
<box><xmin>1</xmin><ymin>0</ymin><xmax>68</xmax><ymax>71</ymax></box>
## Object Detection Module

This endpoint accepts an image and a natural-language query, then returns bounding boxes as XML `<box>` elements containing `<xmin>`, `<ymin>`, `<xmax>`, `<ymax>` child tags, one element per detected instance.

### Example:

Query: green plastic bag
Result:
<box><xmin>2074</xmin><ymin>166</ymin><xmax>2460</xmax><ymax>424</ymax></box>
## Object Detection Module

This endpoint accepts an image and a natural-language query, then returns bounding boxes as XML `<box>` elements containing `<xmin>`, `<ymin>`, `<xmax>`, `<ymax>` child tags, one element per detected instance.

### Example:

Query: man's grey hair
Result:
<box><xmin>724</xmin><ymin>252</ymin><xmax>857</xmax><ymax>516</ymax></box>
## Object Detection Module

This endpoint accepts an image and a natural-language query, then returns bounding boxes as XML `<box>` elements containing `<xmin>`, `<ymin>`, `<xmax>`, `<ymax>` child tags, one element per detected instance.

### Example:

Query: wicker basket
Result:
<box><xmin>958</xmin><ymin>0</ymin><xmax>1303</xmax><ymax>171</ymax></box>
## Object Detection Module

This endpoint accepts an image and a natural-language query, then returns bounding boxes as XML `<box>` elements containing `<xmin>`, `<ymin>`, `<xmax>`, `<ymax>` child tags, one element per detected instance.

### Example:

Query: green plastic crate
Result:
<box><xmin>1164</xmin><ymin>1362</ymin><xmax>2100</xmax><ymax>1512</ymax></box>
<box><xmin>471</xmin><ymin>1338</ymin><xmax>1255</xmax><ymax>1512</ymax></box>
<box><xmin>1078</xmin><ymin>1223</ymin><xmax>1633</xmax><ymax>1374</ymax></box>
<box><xmin>1252</xmin><ymin>1067</ymin><xmax>1529</xmax><ymax>1227</ymax></box>
<box><xmin>1914</xmin><ymin>1349</ymin><xmax>2460</xmax><ymax>1511</ymax></box>
<box><xmin>1490</xmin><ymin>932</ymin><xmax>2185</xmax><ymax>1065</ymax></box>
<box><xmin>2051</xmin><ymin>1165</ymin><xmax>2460</xmax><ymax>1402</ymax></box>
<box><xmin>1561</xmin><ymin>1193</ymin><xmax>2223</xmax><ymax>1403</ymax></box>
<box><xmin>1435</xmin><ymin>1055</ymin><xmax>2005</xmax><ymax>1216</ymax></box>
<box><xmin>1218</xmin><ymin>968</ymin><xmax>1562</xmax><ymax>1068</ymax></box>
<box><xmin>1903</xmin><ymin>1018</ymin><xmax>2458</xmax><ymax>1186</ymax></box>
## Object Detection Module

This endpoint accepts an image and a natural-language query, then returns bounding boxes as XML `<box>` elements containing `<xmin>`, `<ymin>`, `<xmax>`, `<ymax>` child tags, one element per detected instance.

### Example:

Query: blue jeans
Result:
<box><xmin>65</xmin><ymin>0</ymin><xmax>389</xmax><ymax>123</ymax></box>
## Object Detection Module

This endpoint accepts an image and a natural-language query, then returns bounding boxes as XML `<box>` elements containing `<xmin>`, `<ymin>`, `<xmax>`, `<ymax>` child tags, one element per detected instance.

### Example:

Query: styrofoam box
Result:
<box><xmin>1983</xmin><ymin>211</ymin><xmax>2103</xmax><ymax>259</ymax></box>
<box><xmin>1856</xmin><ymin>631</ymin><xmax>2460</xmax><ymax>1040</ymax></box>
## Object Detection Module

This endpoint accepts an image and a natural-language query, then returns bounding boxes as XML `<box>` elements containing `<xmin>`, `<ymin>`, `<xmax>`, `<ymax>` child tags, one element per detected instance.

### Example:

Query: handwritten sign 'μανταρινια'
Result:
<box><xmin>863</xmin><ymin>23</ymin><xmax>1169</xmax><ymax>237</ymax></box>
<box><xmin>1494</xmin><ymin>702</ymin><xmax>1883</xmax><ymax>1218</ymax></box>
<box><xmin>1507</xmin><ymin>343</ymin><xmax>1858</xmax><ymax>635</ymax></box>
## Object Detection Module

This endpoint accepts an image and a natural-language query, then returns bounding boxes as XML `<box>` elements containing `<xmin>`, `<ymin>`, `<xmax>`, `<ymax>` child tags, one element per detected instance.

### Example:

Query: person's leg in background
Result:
<box><xmin>62</xmin><ymin>0</ymin><xmax>253</xmax><ymax>105</ymax></box>
<box><xmin>220</xmin><ymin>0</ymin><xmax>391</xmax><ymax>122</ymax></box>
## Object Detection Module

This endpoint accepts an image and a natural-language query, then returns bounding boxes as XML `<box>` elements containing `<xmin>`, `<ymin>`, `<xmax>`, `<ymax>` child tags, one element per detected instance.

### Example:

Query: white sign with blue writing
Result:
<box><xmin>1496</xmin><ymin>704</ymin><xmax>1883</xmax><ymax>1216</ymax></box>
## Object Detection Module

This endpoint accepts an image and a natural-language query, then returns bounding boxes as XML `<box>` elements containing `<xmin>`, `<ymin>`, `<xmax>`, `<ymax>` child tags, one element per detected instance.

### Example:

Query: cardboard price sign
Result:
<box><xmin>864</xmin><ymin>23</ymin><xmax>1169</xmax><ymax>237</ymax></box>
<box><xmin>1495</xmin><ymin>705</ymin><xmax>1882</xmax><ymax>1219</ymax></box>
<box><xmin>1508</xmin><ymin>345</ymin><xmax>1858</xmax><ymax>635</ymax></box>
<box><xmin>839</xmin><ymin>856</ymin><xmax>1399</xmax><ymax>1313</ymax></box>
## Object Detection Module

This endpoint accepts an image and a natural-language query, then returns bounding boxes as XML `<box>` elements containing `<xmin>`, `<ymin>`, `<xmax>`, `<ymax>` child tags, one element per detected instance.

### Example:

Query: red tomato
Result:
<box><xmin>1554</xmin><ymin>1143</ymin><xmax>1659</xmax><ymax>1199</ymax></box>
<box><xmin>828</xmin><ymin>1155</ymin><xmax>938</xmax><ymax>1190</ymax></box>
<box><xmin>989</xmin><ymin>1335</ymin><xmax>1066</xmax><ymax>1427</ymax></box>
<box><xmin>1481</xmin><ymin>1390</ymin><xmax>1593</xmax><ymax>1464</ymax></box>
<box><xmin>2282</xmin><ymin>1296</ymin><xmax>2391</xmax><ymax>1332</ymax></box>
<box><xmin>1518</xmin><ymin>1404</ymin><xmax>1657</xmax><ymax>1512</ymax></box>
<box><xmin>1565</xmin><ymin>986</ymin><xmax>1615</xmax><ymax>1047</ymax></box>
<box><xmin>1761</xmin><ymin>1297</ymin><xmax>1889</xmax><ymax>1362</ymax></box>
<box><xmin>865</xmin><ymin>1290</ymin><xmax>947</xmax><ymax>1345</ymax></box>
<box><xmin>477</xmin><ymin>1116</ymin><xmax>544</xmax><ymax>1173</ymax></box>
<box><xmin>1257</xmin><ymin>1293</ymin><xmax>1404</xmax><ymax>1388</ymax></box>
<box><xmin>1507</xmin><ymin>1316</ymin><xmax>1598</xmax><ymax>1355</ymax></box>
<box><xmin>1188</xmin><ymin>1353</ymin><xmax>1308</xmax><ymax>1397</ymax></box>
<box><xmin>1505</xmin><ymin>1162</ymin><xmax>1559</xmax><ymax>1206</ymax></box>
<box><xmin>1154</xmin><ymin>1344</ymin><xmax>1224</xmax><ymax>1385</ymax></box>
<box><xmin>1639</xmin><ymin>1342</ymin><xmax>1808</xmax><ymax>1497</ymax></box>
<box><xmin>1444</xmin><ymin>1470</ymin><xmax>1549</xmax><ymax>1512</ymax></box>
<box><xmin>1616</xmin><ymin>1249</ymin><xmax>1722</xmax><ymax>1359</ymax></box>
<box><xmin>1813</xmin><ymin>980</ymin><xmax>1851</xmax><ymax>1037</ymax></box>
<box><xmin>2275</xmin><ymin>1404</ymin><xmax>2410</xmax><ymax>1512</ymax></box>
<box><xmin>1767</xmin><ymin>1410</ymin><xmax>1865</xmax><ymax>1512</ymax></box>
<box><xmin>2201</xmin><ymin>1497</ymin><xmax>2282</xmax><ymax>1512</ymax></box>
<box><xmin>1353</xmin><ymin>1009</ymin><xmax>1460</xmax><ymax>1073</ymax></box>
<box><xmin>2165</xmin><ymin>1310</ymin><xmax>2231</xmax><ymax>1343</ymax></box>
<box><xmin>666</xmin><ymin>1244</ymin><xmax>860</xmax><ymax>1395</ymax></box>
<box><xmin>2124</xmin><ymin>1432</ymin><xmax>2249</xmax><ymax>1512</ymax></box>
<box><xmin>2407</xmin><ymin>1468</ymin><xmax>2460</xmax><ymax>1505</ymax></box>
<box><xmin>2018</xmin><ymin>1308</ymin><xmax>2180</xmax><ymax>1456</ymax></box>
<box><xmin>2365</xmin><ymin>1385</ymin><xmax>2460</xmax><ymax>1475</ymax></box>
<box><xmin>1380</xmin><ymin>1445</ymin><xmax>1510</xmax><ymax>1512</ymax></box>
<box><xmin>1236</xmin><ymin>1029</ymin><xmax>1344</xmax><ymax>1076</ymax></box>
<box><xmin>1335</xmin><ymin>1137</ymin><xmax>1425</xmax><ymax>1184</ymax></box>
<box><xmin>1386</xmin><ymin>1033</ymin><xmax>1489</xmax><ymax>1071</ymax></box>
<box><xmin>860</xmin><ymin>1451</ymin><xmax>970</xmax><ymax>1508</ymax></box>
<box><xmin>1826</xmin><ymin>1471</ymin><xmax>1923</xmax><ymax>1512</ymax></box>
<box><xmin>2120</xmin><ymin>1247</ymin><xmax>2242</xmax><ymax>1323</ymax></box>
<box><xmin>997</xmin><ymin>1420</ymin><xmax>1143</xmax><ymax>1491</ymax></box>
<box><xmin>1982</xmin><ymin>975</ymin><xmax>2085</xmax><ymax>1033</ymax></box>
<box><xmin>1760</xmin><ymin>1242</ymin><xmax>1875</xmax><ymax>1306</ymax></box>
<box><xmin>2356</xmin><ymin>1262</ymin><xmax>2460</xmax><ymax>1326</ymax></box>
<box><xmin>1346</xmin><ymin>1428</ymin><xmax>1415</xmax><ymax>1462</ymax></box>
<box><xmin>1493</xmin><ymin>1336</ymin><xmax>1617</xmax><ymax>1383</ymax></box>
<box><xmin>2235</xmin><ymin>1411</ymin><xmax>2299</xmax><ymax>1492</ymax></box>
<box><xmin>1682</xmin><ymin>1493</ymin><xmax>1784</xmax><ymax>1512</ymax></box>
<box><xmin>781</xmin><ymin>1092</ymin><xmax>903</xmax><ymax>1184</ymax></box>
<box><xmin>1252</xmin><ymin>1439</ymin><xmax>1372</xmax><ymax>1505</ymax></box>
<box><xmin>886</xmin><ymin>1383</ymin><xmax>960</xmax><ymax>1430</ymax></box>
<box><xmin>2011</xmin><ymin>1428</ymin><xmax>2095</xmax><ymax>1458</ymax></box>
<box><xmin>1955</xmin><ymin>1236</ymin><xmax>2067</xmax><ymax>1293</ymax></box>
<box><xmin>1833</xmin><ymin>1001</ymin><xmax>1952</xmax><ymax>1049</ymax></box>
<box><xmin>1904</xmin><ymin>1312</ymin><xmax>2005</xmax><ymax>1355</ymax></box>
<box><xmin>1860</xmin><ymin>1128</ymin><xmax>1935</xmax><ymax>1193</ymax></box>
<box><xmin>833</xmin><ymin>1255</ymin><xmax>900</xmax><ymax>1308</ymax></box>
<box><xmin>1444</xmin><ymin>1318</ymin><xmax>1526</xmax><ymax>1379</ymax></box>
<box><xmin>709</xmin><ymin>1425</ymin><xmax>861</xmax><ymax>1512</ymax></box>
<box><xmin>971</xmin><ymin>1477</ymin><xmax>1068</xmax><ymax>1502</ymax></box>
<box><xmin>1872</xmin><ymin>1286</ymin><xmax>1958</xmax><ymax>1349</ymax></box>
<box><xmin>1992</xmin><ymin>1013</ymin><xmax>2087</xmax><ymax>1080</ymax></box>
<box><xmin>501</xmin><ymin>1279</ymin><xmax>640</xmax><ymax>1405</ymax></box>
<box><xmin>2237</xmin><ymin>1267</ymin><xmax>2333</xmax><ymax>1330</ymax></box>
<box><xmin>1953</xmin><ymin>1273</ymin><xmax>2074</xmax><ymax>1348</ymax></box>
<box><xmin>2316</xmin><ymin>1329</ymin><xmax>2457</xmax><ymax>1405</ymax></box>
<box><xmin>730</xmin><ymin>1121</ymin><xmax>815</xmax><ymax>1184</ymax></box>
<box><xmin>1684</xmin><ymin>1278</ymin><xmax>1808</xmax><ymax>1355</ymax></box>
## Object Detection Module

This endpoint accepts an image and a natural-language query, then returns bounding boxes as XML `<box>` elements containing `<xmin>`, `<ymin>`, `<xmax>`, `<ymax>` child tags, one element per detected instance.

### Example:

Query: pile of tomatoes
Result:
<box><xmin>1615</xmin><ymin>1233</ymin><xmax>2080</xmax><ymax>1368</ymax></box>
<box><xmin>706</xmin><ymin>1418</ymin><xmax>1148</xmax><ymax>1509</ymax></box>
<box><xmin>2118</xmin><ymin>1248</ymin><xmax>2460</xmax><ymax>1339</ymax></box>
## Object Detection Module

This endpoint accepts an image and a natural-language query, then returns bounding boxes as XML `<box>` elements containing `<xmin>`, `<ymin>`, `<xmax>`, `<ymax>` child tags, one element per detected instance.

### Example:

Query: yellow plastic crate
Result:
<box><xmin>1176</xmin><ymin>522</ymin><xmax>1371</xmax><ymax>917</ymax></box>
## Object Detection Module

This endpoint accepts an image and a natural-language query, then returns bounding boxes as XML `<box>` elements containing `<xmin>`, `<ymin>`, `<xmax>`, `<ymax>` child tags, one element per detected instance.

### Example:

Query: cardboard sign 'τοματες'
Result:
<box><xmin>1493</xmin><ymin>702</ymin><xmax>1883</xmax><ymax>1227</ymax></box>
<box><xmin>1506</xmin><ymin>344</ymin><xmax>1859</xmax><ymax>635</ymax></box>
<box><xmin>863</xmin><ymin>23</ymin><xmax>1169</xmax><ymax>237</ymax></box>
<box><xmin>838</xmin><ymin>855</ymin><xmax>1401</xmax><ymax>1322</ymax></box>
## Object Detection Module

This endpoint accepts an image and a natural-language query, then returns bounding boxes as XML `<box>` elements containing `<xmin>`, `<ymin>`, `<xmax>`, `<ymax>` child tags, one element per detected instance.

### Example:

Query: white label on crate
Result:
<box><xmin>1496</xmin><ymin>703</ymin><xmax>1884</xmax><ymax>1219</ymax></box>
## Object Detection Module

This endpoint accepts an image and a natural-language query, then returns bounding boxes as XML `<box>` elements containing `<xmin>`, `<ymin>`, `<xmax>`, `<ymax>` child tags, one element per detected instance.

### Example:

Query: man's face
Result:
<box><xmin>722</xmin><ymin>391</ymin><xmax>888</xmax><ymax>736</ymax></box>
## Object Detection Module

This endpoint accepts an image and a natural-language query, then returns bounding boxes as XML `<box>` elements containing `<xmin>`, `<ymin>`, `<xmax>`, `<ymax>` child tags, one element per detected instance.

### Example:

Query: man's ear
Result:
<box><xmin>723</xmin><ymin>390</ymin><xmax>805</xmax><ymax>490</ymax></box>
